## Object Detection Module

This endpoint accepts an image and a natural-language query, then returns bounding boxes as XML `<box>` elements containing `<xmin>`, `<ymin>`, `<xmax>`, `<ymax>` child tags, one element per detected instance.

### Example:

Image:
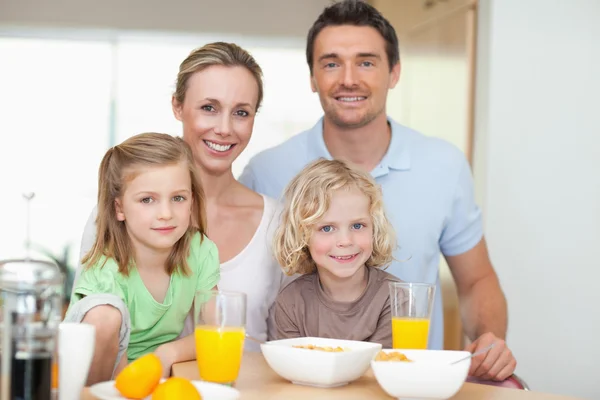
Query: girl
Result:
<box><xmin>66</xmin><ymin>132</ymin><xmax>220</xmax><ymax>384</ymax></box>
<box><xmin>75</xmin><ymin>42</ymin><xmax>287</xmax><ymax>352</ymax></box>
<box><xmin>268</xmin><ymin>158</ymin><xmax>399</xmax><ymax>348</ymax></box>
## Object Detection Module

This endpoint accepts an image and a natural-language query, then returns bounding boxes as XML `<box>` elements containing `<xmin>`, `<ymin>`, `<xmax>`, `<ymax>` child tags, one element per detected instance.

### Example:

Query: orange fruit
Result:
<box><xmin>115</xmin><ymin>353</ymin><xmax>162</xmax><ymax>399</ymax></box>
<box><xmin>151</xmin><ymin>377</ymin><xmax>202</xmax><ymax>400</ymax></box>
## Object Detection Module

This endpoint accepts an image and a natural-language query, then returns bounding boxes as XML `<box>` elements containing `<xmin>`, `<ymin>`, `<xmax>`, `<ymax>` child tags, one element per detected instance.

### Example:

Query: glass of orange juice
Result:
<box><xmin>194</xmin><ymin>290</ymin><xmax>246</xmax><ymax>386</ymax></box>
<box><xmin>389</xmin><ymin>282</ymin><xmax>436</xmax><ymax>349</ymax></box>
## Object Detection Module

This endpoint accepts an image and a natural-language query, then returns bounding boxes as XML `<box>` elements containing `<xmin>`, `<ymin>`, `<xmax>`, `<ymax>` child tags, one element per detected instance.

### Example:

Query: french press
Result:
<box><xmin>0</xmin><ymin>258</ymin><xmax>63</xmax><ymax>400</ymax></box>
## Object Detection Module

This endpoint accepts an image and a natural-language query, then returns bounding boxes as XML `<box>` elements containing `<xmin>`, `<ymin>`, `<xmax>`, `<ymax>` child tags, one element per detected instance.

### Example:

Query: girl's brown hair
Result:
<box><xmin>81</xmin><ymin>132</ymin><xmax>207</xmax><ymax>276</ymax></box>
<box><xmin>273</xmin><ymin>158</ymin><xmax>396</xmax><ymax>275</ymax></box>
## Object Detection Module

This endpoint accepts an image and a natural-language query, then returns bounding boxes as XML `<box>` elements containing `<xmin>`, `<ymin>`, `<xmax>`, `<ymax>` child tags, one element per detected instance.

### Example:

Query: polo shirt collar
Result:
<box><xmin>306</xmin><ymin>116</ymin><xmax>411</xmax><ymax>171</ymax></box>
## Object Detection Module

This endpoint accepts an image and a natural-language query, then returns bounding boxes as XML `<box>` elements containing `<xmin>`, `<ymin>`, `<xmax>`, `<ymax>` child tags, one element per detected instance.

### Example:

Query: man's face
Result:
<box><xmin>310</xmin><ymin>25</ymin><xmax>400</xmax><ymax>129</ymax></box>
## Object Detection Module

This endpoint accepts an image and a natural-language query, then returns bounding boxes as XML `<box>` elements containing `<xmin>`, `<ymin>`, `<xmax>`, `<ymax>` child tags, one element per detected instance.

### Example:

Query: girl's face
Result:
<box><xmin>308</xmin><ymin>187</ymin><xmax>374</xmax><ymax>280</ymax></box>
<box><xmin>115</xmin><ymin>161</ymin><xmax>193</xmax><ymax>255</ymax></box>
<box><xmin>172</xmin><ymin>65</ymin><xmax>259</xmax><ymax>176</ymax></box>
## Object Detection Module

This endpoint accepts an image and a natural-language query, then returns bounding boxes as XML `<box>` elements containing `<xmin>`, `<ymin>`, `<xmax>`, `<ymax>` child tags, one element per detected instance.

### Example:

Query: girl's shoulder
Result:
<box><xmin>72</xmin><ymin>256</ymin><xmax>129</xmax><ymax>303</ymax></box>
<box><xmin>184</xmin><ymin>232</ymin><xmax>221</xmax><ymax>291</ymax></box>
<box><xmin>188</xmin><ymin>231</ymin><xmax>218</xmax><ymax>256</ymax></box>
<box><xmin>81</xmin><ymin>256</ymin><xmax>136</xmax><ymax>288</ymax></box>
<box><xmin>186</xmin><ymin>231</ymin><xmax>219</xmax><ymax>272</ymax></box>
<box><xmin>81</xmin><ymin>255</ymin><xmax>121</xmax><ymax>278</ymax></box>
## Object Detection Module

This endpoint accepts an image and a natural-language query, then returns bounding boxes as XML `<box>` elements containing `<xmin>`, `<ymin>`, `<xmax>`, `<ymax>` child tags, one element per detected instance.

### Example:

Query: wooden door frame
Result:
<box><xmin>368</xmin><ymin>0</ymin><xmax>479</xmax><ymax>350</ymax></box>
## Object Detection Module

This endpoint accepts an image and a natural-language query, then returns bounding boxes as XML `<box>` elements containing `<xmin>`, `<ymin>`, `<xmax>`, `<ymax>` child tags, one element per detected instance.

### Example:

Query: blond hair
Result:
<box><xmin>173</xmin><ymin>42</ymin><xmax>264</xmax><ymax>111</ymax></box>
<box><xmin>274</xmin><ymin>158</ymin><xmax>396</xmax><ymax>275</ymax></box>
<box><xmin>82</xmin><ymin>132</ymin><xmax>207</xmax><ymax>276</ymax></box>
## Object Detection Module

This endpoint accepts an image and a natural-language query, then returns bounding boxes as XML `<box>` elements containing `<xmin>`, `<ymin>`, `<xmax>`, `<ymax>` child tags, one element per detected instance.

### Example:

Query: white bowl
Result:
<box><xmin>371</xmin><ymin>349</ymin><xmax>471</xmax><ymax>399</ymax></box>
<box><xmin>261</xmin><ymin>337</ymin><xmax>382</xmax><ymax>388</ymax></box>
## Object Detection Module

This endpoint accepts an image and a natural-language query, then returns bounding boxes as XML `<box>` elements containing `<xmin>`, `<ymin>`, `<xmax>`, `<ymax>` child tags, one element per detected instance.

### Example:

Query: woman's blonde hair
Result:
<box><xmin>82</xmin><ymin>132</ymin><xmax>207</xmax><ymax>276</ymax></box>
<box><xmin>173</xmin><ymin>42</ymin><xmax>264</xmax><ymax>111</ymax></box>
<box><xmin>274</xmin><ymin>158</ymin><xmax>396</xmax><ymax>275</ymax></box>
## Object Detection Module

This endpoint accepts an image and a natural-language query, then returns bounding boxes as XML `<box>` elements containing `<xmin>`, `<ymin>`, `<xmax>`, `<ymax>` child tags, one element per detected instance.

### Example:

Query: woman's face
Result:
<box><xmin>172</xmin><ymin>65</ymin><xmax>259</xmax><ymax>176</ymax></box>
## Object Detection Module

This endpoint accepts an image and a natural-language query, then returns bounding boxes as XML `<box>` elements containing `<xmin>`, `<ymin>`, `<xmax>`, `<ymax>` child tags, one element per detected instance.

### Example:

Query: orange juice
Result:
<box><xmin>392</xmin><ymin>317</ymin><xmax>430</xmax><ymax>349</ymax></box>
<box><xmin>194</xmin><ymin>325</ymin><xmax>245</xmax><ymax>384</ymax></box>
<box><xmin>51</xmin><ymin>360</ymin><xmax>58</xmax><ymax>389</ymax></box>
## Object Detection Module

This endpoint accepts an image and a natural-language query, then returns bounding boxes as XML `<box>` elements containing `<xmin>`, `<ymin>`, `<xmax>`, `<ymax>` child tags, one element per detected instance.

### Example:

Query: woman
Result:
<box><xmin>75</xmin><ymin>42</ymin><xmax>286</xmax><ymax>354</ymax></box>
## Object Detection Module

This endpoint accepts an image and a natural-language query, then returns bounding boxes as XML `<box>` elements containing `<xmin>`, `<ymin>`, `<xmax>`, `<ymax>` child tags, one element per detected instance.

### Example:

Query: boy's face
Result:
<box><xmin>308</xmin><ymin>187</ymin><xmax>373</xmax><ymax>280</ymax></box>
<box><xmin>115</xmin><ymin>161</ymin><xmax>193</xmax><ymax>257</ymax></box>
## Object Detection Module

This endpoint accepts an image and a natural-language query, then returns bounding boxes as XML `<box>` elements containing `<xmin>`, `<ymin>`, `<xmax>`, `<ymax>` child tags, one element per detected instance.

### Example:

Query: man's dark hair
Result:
<box><xmin>306</xmin><ymin>0</ymin><xmax>400</xmax><ymax>74</ymax></box>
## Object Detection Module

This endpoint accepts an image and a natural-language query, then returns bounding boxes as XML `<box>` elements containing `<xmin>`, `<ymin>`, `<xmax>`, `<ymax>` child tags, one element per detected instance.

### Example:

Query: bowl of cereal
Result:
<box><xmin>260</xmin><ymin>337</ymin><xmax>382</xmax><ymax>388</ymax></box>
<box><xmin>371</xmin><ymin>349</ymin><xmax>471</xmax><ymax>399</ymax></box>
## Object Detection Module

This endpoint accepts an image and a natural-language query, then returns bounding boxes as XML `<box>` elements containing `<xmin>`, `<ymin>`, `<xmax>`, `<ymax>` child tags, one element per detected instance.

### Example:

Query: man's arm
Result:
<box><xmin>446</xmin><ymin>237</ymin><xmax>516</xmax><ymax>381</ymax></box>
<box><xmin>445</xmin><ymin>237</ymin><xmax>507</xmax><ymax>341</ymax></box>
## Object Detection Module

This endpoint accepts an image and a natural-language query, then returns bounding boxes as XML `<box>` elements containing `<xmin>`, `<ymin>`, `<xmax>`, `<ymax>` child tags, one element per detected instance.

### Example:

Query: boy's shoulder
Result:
<box><xmin>371</xmin><ymin>267</ymin><xmax>401</xmax><ymax>284</ymax></box>
<box><xmin>277</xmin><ymin>273</ymin><xmax>317</xmax><ymax>300</ymax></box>
<box><xmin>366</xmin><ymin>268</ymin><xmax>401</xmax><ymax>301</ymax></box>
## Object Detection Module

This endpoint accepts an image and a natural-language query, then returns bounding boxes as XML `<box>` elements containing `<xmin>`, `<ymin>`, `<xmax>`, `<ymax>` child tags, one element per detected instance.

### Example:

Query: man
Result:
<box><xmin>239</xmin><ymin>0</ymin><xmax>516</xmax><ymax>381</ymax></box>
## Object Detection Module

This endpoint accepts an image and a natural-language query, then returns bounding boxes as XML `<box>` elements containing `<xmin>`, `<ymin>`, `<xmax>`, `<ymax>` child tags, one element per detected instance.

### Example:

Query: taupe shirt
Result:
<box><xmin>267</xmin><ymin>267</ymin><xmax>400</xmax><ymax>348</ymax></box>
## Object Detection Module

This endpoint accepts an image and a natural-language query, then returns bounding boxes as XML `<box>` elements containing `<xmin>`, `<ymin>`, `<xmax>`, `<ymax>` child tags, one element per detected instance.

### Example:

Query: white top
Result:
<box><xmin>74</xmin><ymin>194</ymin><xmax>288</xmax><ymax>352</ymax></box>
<box><xmin>218</xmin><ymin>195</ymin><xmax>288</xmax><ymax>351</ymax></box>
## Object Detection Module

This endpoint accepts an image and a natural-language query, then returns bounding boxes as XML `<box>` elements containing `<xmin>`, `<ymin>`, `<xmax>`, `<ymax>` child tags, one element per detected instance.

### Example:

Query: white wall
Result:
<box><xmin>473</xmin><ymin>1</ymin><xmax>600</xmax><ymax>398</ymax></box>
<box><xmin>0</xmin><ymin>0</ymin><xmax>330</xmax><ymax>37</ymax></box>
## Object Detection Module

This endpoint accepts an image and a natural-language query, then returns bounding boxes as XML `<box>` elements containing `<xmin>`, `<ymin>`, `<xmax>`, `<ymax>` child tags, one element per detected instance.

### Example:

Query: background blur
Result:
<box><xmin>0</xmin><ymin>0</ymin><xmax>598</xmax><ymax>398</ymax></box>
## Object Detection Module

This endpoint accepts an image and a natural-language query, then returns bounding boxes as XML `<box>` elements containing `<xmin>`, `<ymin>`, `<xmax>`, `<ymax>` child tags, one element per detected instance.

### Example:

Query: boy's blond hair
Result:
<box><xmin>274</xmin><ymin>158</ymin><xmax>396</xmax><ymax>275</ymax></box>
<box><xmin>82</xmin><ymin>132</ymin><xmax>207</xmax><ymax>276</ymax></box>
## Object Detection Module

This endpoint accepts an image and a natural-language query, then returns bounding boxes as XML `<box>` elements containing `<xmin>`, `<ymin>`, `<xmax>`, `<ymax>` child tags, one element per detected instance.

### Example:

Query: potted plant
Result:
<box><xmin>32</xmin><ymin>243</ymin><xmax>76</xmax><ymax>317</ymax></box>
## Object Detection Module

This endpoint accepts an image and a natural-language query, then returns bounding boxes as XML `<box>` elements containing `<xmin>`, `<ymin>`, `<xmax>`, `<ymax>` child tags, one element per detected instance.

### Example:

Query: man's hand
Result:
<box><xmin>465</xmin><ymin>332</ymin><xmax>516</xmax><ymax>381</ymax></box>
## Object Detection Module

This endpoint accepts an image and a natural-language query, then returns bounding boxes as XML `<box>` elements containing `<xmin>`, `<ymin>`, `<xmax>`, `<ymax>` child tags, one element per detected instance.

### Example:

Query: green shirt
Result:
<box><xmin>69</xmin><ymin>232</ymin><xmax>220</xmax><ymax>362</ymax></box>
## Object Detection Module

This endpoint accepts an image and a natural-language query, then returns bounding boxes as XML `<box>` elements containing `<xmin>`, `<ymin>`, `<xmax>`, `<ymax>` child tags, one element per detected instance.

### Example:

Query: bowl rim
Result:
<box><xmin>264</xmin><ymin>336</ymin><xmax>383</xmax><ymax>345</ymax></box>
<box><xmin>371</xmin><ymin>349</ymin><xmax>473</xmax><ymax>366</ymax></box>
<box><xmin>262</xmin><ymin>337</ymin><xmax>383</xmax><ymax>351</ymax></box>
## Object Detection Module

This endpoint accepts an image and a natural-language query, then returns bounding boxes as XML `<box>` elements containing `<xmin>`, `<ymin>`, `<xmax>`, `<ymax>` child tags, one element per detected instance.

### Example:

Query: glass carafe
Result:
<box><xmin>0</xmin><ymin>259</ymin><xmax>63</xmax><ymax>400</ymax></box>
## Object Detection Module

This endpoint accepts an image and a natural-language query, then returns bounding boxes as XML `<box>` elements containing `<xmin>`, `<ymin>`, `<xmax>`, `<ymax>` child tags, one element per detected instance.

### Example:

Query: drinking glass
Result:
<box><xmin>389</xmin><ymin>282</ymin><xmax>436</xmax><ymax>349</ymax></box>
<box><xmin>58</xmin><ymin>322</ymin><xmax>95</xmax><ymax>400</ymax></box>
<box><xmin>194</xmin><ymin>290</ymin><xmax>246</xmax><ymax>386</ymax></box>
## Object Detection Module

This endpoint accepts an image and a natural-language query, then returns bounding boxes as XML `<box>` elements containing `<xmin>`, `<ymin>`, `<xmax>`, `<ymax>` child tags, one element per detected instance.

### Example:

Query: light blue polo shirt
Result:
<box><xmin>238</xmin><ymin>117</ymin><xmax>483</xmax><ymax>350</ymax></box>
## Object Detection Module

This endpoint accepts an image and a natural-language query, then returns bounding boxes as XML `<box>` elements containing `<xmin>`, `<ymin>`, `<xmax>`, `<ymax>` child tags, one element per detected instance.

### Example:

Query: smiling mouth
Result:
<box><xmin>153</xmin><ymin>226</ymin><xmax>176</xmax><ymax>232</ymax></box>
<box><xmin>330</xmin><ymin>253</ymin><xmax>359</xmax><ymax>261</ymax></box>
<box><xmin>335</xmin><ymin>96</ymin><xmax>367</xmax><ymax>102</ymax></box>
<box><xmin>203</xmin><ymin>140</ymin><xmax>234</xmax><ymax>152</ymax></box>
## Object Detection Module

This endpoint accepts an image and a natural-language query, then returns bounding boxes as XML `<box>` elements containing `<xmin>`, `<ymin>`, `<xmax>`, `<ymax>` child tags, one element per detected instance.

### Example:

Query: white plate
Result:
<box><xmin>89</xmin><ymin>379</ymin><xmax>240</xmax><ymax>400</ymax></box>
